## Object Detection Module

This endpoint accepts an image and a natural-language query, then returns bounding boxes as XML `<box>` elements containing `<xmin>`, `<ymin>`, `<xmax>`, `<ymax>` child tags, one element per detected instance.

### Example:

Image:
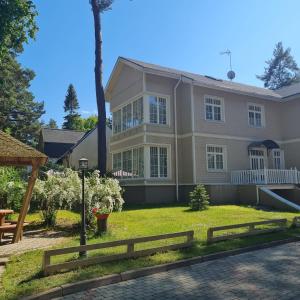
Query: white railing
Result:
<box><xmin>231</xmin><ymin>169</ymin><xmax>300</xmax><ymax>185</ymax></box>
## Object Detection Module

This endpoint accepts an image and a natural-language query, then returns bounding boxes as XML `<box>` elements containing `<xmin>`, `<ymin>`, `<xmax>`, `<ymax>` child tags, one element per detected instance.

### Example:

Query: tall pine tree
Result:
<box><xmin>0</xmin><ymin>53</ymin><xmax>44</xmax><ymax>145</ymax></box>
<box><xmin>62</xmin><ymin>84</ymin><xmax>81</xmax><ymax>130</ymax></box>
<box><xmin>47</xmin><ymin>118</ymin><xmax>58</xmax><ymax>129</ymax></box>
<box><xmin>257</xmin><ymin>42</ymin><xmax>299</xmax><ymax>90</ymax></box>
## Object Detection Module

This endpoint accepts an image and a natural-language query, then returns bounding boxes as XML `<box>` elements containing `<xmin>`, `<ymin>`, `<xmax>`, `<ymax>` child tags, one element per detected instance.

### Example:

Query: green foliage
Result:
<box><xmin>47</xmin><ymin>118</ymin><xmax>58</xmax><ymax>129</ymax></box>
<box><xmin>0</xmin><ymin>167</ymin><xmax>26</xmax><ymax>211</ymax></box>
<box><xmin>257</xmin><ymin>42</ymin><xmax>299</xmax><ymax>90</ymax></box>
<box><xmin>32</xmin><ymin>169</ymin><xmax>124</xmax><ymax>227</ymax></box>
<box><xmin>2</xmin><ymin>206</ymin><xmax>300</xmax><ymax>299</ymax></box>
<box><xmin>0</xmin><ymin>0</ymin><xmax>38</xmax><ymax>58</ymax></box>
<box><xmin>189</xmin><ymin>185</ymin><xmax>210</xmax><ymax>211</ymax></box>
<box><xmin>0</xmin><ymin>53</ymin><xmax>44</xmax><ymax>145</ymax></box>
<box><xmin>62</xmin><ymin>84</ymin><xmax>81</xmax><ymax>130</ymax></box>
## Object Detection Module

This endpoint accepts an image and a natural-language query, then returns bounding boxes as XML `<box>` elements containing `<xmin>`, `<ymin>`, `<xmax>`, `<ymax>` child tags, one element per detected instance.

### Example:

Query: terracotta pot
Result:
<box><xmin>96</xmin><ymin>213</ymin><xmax>110</xmax><ymax>220</ymax></box>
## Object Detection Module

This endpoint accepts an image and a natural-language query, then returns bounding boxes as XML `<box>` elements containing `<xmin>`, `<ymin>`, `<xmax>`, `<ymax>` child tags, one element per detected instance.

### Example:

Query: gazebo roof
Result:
<box><xmin>0</xmin><ymin>131</ymin><xmax>47</xmax><ymax>166</ymax></box>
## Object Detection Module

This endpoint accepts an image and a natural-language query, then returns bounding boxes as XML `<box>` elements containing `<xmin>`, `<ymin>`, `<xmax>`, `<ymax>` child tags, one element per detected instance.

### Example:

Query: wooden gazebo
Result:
<box><xmin>0</xmin><ymin>131</ymin><xmax>47</xmax><ymax>243</ymax></box>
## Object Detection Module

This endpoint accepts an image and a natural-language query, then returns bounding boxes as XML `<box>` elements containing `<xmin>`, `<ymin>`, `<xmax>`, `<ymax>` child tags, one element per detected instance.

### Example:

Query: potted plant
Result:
<box><xmin>92</xmin><ymin>207</ymin><xmax>111</xmax><ymax>233</ymax></box>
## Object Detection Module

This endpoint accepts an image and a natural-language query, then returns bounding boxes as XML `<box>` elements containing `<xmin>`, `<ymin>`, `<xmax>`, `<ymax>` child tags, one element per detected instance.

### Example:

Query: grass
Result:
<box><xmin>1</xmin><ymin>205</ymin><xmax>299</xmax><ymax>300</ymax></box>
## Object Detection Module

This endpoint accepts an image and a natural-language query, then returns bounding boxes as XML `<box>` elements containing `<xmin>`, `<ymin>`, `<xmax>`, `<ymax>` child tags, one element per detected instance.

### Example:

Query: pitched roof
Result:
<box><xmin>275</xmin><ymin>82</ymin><xmax>300</xmax><ymax>98</ymax></box>
<box><xmin>41</xmin><ymin>128</ymin><xmax>85</xmax><ymax>144</ymax></box>
<box><xmin>0</xmin><ymin>131</ymin><xmax>47</xmax><ymax>165</ymax></box>
<box><xmin>119</xmin><ymin>57</ymin><xmax>282</xmax><ymax>100</ymax></box>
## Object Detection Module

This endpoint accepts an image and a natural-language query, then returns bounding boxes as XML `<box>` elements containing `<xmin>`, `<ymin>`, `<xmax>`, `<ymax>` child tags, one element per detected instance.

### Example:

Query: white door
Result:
<box><xmin>249</xmin><ymin>149</ymin><xmax>265</xmax><ymax>170</ymax></box>
<box><xmin>272</xmin><ymin>149</ymin><xmax>284</xmax><ymax>169</ymax></box>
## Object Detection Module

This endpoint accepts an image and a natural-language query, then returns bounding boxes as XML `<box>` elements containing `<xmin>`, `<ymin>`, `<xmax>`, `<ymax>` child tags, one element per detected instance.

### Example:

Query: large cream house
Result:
<box><xmin>105</xmin><ymin>57</ymin><xmax>300</xmax><ymax>206</ymax></box>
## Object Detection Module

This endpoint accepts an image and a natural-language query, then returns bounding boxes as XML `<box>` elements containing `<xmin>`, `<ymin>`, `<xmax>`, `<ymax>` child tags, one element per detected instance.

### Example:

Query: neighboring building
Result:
<box><xmin>104</xmin><ymin>57</ymin><xmax>300</xmax><ymax>207</ymax></box>
<box><xmin>38</xmin><ymin>128</ymin><xmax>85</xmax><ymax>162</ymax></box>
<box><xmin>58</xmin><ymin>126</ymin><xmax>112</xmax><ymax>170</ymax></box>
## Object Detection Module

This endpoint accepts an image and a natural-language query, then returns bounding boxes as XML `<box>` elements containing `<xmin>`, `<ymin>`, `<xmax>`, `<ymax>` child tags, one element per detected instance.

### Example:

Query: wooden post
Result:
<box><xmin>13</xmin><ymin>162</ymin><xmax>39</xmax><ymax>243</ymax></box>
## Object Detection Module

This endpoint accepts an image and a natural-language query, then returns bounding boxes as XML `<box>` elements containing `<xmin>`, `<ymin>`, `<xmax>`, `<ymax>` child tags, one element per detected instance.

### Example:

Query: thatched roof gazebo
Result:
<box><xmin>0</xmin><ymin>131</ymin><xmax>47</xmax><ymax>243</ymax></box>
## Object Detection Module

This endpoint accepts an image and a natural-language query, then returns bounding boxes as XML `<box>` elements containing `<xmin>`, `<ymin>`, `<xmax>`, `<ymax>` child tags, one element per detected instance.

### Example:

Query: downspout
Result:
<box><xmin>174</xmin><ymin>76</ymin><xmax>182</xmax><ymax>202</ymax></box>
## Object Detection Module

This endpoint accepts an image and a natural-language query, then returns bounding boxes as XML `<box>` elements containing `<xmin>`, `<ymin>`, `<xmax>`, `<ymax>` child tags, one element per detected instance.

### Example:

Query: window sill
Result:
<box><xmin>112</xmin><ymin>123</ymin><xmax>144</xmax><ymax>137</ymax></box>
<box><xmin>207</xmin><ymin>169</ymin><xmax>227</xmax><ymax>173</ymax></box>
<box><xmin>204</xmin><ymin>119</ymin><xmax>225</xmax><ymax>124</ymax></box>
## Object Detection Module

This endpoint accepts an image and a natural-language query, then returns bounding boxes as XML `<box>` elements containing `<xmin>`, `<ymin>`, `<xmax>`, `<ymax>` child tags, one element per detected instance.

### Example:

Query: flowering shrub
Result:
<box><xmin>32</xmin><ymin>169</ymin><xmax>124</xmax><ymax>227</ymax></box>
<box><xmin>0</xmin><ymin>167</ymin><xmax>26</xmax><ymax>211</ymax></box>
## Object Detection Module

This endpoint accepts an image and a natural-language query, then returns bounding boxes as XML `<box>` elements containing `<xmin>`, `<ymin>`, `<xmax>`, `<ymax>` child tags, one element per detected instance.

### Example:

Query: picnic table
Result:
<box><xmin>0</xmin><ymin>209</ymin><xmax>14</xmax><ymax>226</ymax></box>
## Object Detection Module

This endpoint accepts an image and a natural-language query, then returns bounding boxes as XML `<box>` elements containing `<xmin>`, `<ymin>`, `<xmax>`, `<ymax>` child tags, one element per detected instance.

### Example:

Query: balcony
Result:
<box><xmin>231</xmin><ymin>169</ymin><xmax>300</xmax><ymax>185</ymax></box>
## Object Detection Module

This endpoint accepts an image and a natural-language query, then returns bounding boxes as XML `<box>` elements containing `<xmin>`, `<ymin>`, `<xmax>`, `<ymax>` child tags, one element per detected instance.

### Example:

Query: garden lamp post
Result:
<box><xmin>79</xmin><ymin>158</ymin><xmax>88</xmax><ymax>258</ymax></box>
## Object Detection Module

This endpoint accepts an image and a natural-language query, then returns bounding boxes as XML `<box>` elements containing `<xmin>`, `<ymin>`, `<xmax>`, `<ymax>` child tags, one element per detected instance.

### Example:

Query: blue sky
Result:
<box><xmin>19</xmin><ymin>0</ymin><xmax>300</xmax><ymax>126</ymax></box>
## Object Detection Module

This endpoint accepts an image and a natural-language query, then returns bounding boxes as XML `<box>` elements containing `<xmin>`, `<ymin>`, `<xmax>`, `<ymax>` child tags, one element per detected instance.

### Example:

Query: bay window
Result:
<box><xmin>112</xmin><ymin>110</ymin><xmax>121</xmax><ymax>134</ymax></box>
<box><xmin>150</xmin><ymin>146</ymin><xmax>168</xmax><ymax>178</ymax></box>
<box><xmin>122</xmin><ymin>103</ymin><xmax>132</xmax><ymax>130</ymax></box>
<box><xmin>132</xmin><ymin>97</ymin><xmax>143</xmax><ymax>126</ymax></box>
<box><xmin>113</xmin><ymin>147</ymin><xmax>144</xmax><ymax>179</ymax></box>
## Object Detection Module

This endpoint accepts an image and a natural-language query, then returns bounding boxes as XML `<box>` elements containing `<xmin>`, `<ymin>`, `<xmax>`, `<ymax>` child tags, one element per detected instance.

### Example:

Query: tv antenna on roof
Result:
<box><xmin>220</xmin><ymin>49</ymin><xmax>235</xmax><ymax>81</ymax></box>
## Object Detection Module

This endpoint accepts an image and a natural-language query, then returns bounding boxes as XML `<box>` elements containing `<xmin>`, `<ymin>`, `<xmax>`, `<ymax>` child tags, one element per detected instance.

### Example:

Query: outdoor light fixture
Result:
<box><xmin>79</xmin><ymin>157</ymin><xmax>89</xmax><ymax>170</ymax></box>
<box><xmin>79</xmin><ymin>158</ymin><xmax>88</xmax><ymax>258</ymax></box>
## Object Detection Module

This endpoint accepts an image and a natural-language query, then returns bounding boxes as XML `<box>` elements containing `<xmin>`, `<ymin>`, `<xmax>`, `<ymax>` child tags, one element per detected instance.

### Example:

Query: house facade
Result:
<box><xmin>58</xmin><ymin>126</ymin><xmax>112</xmax><ymax>170</ymax></box>
<box><xmin>105</xmin><ymin>57</ymin><xmax>300</xmax><ymax>204</ymax></box>
<box><xmin>38</xmin><ymin>128</ymin><xmax>85</xmax><ymax>163</ymax></box>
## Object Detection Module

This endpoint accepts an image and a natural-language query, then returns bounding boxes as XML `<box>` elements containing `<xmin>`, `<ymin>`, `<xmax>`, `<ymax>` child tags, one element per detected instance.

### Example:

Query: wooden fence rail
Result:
<box><xmin>43</xmin><ymin>230</ymin><xmax>194</xmax><ymax>276</ymax></box>
<box><xmin>207</xmin><ymin>219</ymin><xmax>287</xmax><ymax>244</ymax></box>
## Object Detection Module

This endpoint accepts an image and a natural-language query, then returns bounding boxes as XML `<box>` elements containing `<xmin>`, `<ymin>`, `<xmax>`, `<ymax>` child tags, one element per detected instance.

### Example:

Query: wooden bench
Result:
<box><xmin>207</xmin><ymin>219</ymin><xmax>287</xmax><ymax>244</ymax></box>
<box><xmin>0</xmin><ymin>222</ymin><xmax>29</xmax><ymax>243</ymax></box>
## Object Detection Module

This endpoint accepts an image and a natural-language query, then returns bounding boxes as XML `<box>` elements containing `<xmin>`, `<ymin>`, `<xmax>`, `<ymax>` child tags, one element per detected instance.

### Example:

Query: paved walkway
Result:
<box><xmin>0</xmin><ymin>230</ymin><xmax>68</xmax><ymax>257</ymax></box>
<box><xmin>61</xmin><ymin>242</ymin><xmax>300</xmax><ymax>300</ymax></box>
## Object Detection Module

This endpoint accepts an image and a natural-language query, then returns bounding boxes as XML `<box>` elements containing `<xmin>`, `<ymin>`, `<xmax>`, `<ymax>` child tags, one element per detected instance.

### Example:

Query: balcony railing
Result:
<box><xmin>231</xmin><ymin>169</ymin><xmax>300</xmax><ymax>185</ymax></box>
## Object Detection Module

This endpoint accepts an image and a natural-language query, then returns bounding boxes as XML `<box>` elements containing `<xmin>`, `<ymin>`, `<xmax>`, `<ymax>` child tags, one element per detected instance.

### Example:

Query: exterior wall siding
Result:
<box><xmin>108</xmin><ymin>61</ymin><xmax>300</xmax><ymax>205</ymax></box>
<box><xmin>110</xmin><ymin>64</ymin><xmax>143</xmax><ymax>110</ymax></box>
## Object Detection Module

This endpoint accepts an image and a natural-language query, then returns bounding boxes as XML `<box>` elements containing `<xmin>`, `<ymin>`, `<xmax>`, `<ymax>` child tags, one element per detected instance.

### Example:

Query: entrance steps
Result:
<box><xmin>259</xmin><ymin>185</ymin><xmax>300</xmax><ymax>212</ymax></box>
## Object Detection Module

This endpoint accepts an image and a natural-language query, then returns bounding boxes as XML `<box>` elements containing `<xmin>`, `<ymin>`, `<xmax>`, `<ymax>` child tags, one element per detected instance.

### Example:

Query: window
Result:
<box><xmin>132</xmin><ymin>147</ymin><xmax>144</xmax><ymax>178</ymax></box>
<box><xmin>122</xmin><ymin>103</ymin><xmax>132</xmax><ymax>130</ymax></box>
<box><xmin>113</xmin><ymin>110</ymin><xmax>121</xmax><ymax>134</ymax></box>
<box><xmin>112</xmin><ymin>153</ymin><xmax>122</xmax><ymax>176</ymax></box>
<box><xmin>249</xmin><ymin>149</ymin><xmax>265</xmax><ymax>169</ymax></box>
<box><xmin>113</xmin><ymin>97</ymin><xmax>144</xmax><ymax>135</ymax></box>
<box><xmin>132</xmin><ymin>97</ymin><xmax>143</xmax><ymax>126</ymax></box>
<box><xmin>150</xmin><ymin>146</ymin><xmax>168</xmax><ymax>178</ymax></box>
<box><xmin>272</xmin><ymin>149</ymin><xmax>284</xmax><ymax>169</ymax></box>
<box><xmin>122</xmin><ymin>150</ymin><xmax>132</xmax><ymax>178</ymax></box>
<box><xmin>205</xmin><ymin>96</ymin><xmax>224</xmax><ymax>122</ymax></box>
<box><xmin>149</xmin><ymin>96</ymin><xmax>168</xmax><ymax>125</ymax></box>
<box><xmin>248</xmin><ymin>104</ymin><xmax>264</xmax><ymax>127</ymax></box>
<box><xmin>112</xmin><ymin>147</ymin><xmax>144</xmax><ymax>179</ymax></box>
<box><xmin>206</xmin><ymin>145</ymin><xmax>226</xmax><ymax>171</ymax></box>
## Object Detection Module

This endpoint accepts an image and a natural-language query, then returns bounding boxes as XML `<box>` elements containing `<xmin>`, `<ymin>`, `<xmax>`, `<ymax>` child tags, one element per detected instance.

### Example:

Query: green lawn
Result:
<box><xmin>1</xmin><ymin>205</ymin><xmax>299</xmax><ymax>300</ymax></box>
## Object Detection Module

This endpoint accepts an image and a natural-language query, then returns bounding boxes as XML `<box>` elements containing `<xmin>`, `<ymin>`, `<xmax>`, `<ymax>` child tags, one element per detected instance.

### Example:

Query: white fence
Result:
<box><xmin>231</xmin><ymin>169</ymin><xmax>300</xmax><ymax>185</ymax></box>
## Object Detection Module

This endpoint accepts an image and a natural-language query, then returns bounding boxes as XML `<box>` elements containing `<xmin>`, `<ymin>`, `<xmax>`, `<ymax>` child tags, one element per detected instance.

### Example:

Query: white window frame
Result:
<box><xmin>111</xmin><ymin>94</ymin><xmax>144</xmax><ymax>135</ymax></box>
<box><xmin>204</xmin><ymin>95</ymin><xmax>225</xmax><ymax>122</ymax></box>
<box><xmin>271</xmin><ymin>149</ymin><xmax>285</xmax><ymax>169</ymax></box>
<box><xmin>249</xmin><ymin>148</ymin><xmax>266</xmax><ymax>170</ymax></box>
<box><xmin>206</xmin><ymin>144</ymin><xmax>227</xmax><ymax>172</ymax></box>
<box><xmin>248</xmin><ymin>103</ymin><xmax>265</xmax><ymax>128</ymax></box>
<box><xmin>112</xmin><ymin>146</ymin><xmax>144</xmax><ymax>179</ymax></box>
<box><xmin>147</xmin><ymin>94</ymin><xmax>170</xmax><ymax>126</ymax></box>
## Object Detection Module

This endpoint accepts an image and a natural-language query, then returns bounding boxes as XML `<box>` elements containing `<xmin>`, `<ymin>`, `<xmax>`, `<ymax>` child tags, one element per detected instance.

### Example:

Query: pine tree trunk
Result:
<box><xmin>91</xmin><ymin>0</ymin><xmax>107</xmax><ymax>175</ymax></box>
